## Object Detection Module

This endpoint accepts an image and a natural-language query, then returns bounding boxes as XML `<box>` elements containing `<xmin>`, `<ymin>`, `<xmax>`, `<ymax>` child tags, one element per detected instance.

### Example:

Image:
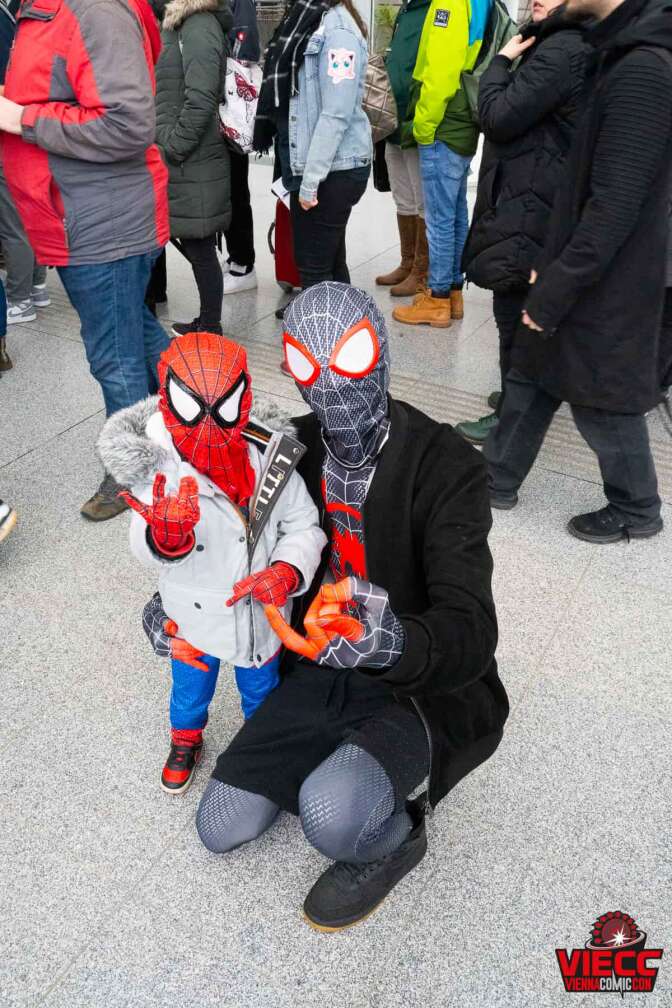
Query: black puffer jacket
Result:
<box><xmin>155</xmin><ymin>0</ymin><xmax>233</xmax><ymax>239</ymax></box>
<box><xmin>522</xmin><ymin>0</ymin><xmax>672</xmax><ymax>414</ymax></box>
<box><xmin>463</xmin><ymin>11</ymin><xmax>587</xmax><ymax>292</ymax></box>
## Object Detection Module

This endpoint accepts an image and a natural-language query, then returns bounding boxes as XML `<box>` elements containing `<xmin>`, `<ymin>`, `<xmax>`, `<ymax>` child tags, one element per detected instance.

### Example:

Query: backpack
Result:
<box><xmin>461</xmin><ymin>0</ymin><xmax>517</xmax><ymax>125</ymax></box>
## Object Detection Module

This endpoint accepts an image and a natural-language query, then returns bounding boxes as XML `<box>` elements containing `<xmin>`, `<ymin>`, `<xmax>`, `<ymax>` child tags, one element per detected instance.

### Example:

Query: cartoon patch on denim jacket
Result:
<box><xmin>328</xmin><ymin>47</ymin><xmax>356</xmax><ymax>84</ymax></box>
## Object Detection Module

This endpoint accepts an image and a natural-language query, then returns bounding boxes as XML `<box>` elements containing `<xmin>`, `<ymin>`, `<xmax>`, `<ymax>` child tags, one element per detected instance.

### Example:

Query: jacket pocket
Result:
<box><xmin>18</xmin><ymin>0</ymin><xmax>62</xmax><ymax>21</ymax></box>
<box><xmin>303</xmin><ymin>32</ymin><xmax>324</xmax><ymax>80</ymax></box>
<box><xmin>159</xmin><ymin>581</ymin><xmax>239</xmax><ymax>660</ymax></box>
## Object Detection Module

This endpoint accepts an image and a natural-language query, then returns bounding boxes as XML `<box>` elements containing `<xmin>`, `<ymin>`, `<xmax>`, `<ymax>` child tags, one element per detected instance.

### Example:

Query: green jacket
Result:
<box><xmin>155</xmin><ymin>0</ymin><xmax>233</xmax><ymax>239</ymax></box>
<box><xmin>402</xmin><ymin>0</ymin><xmax>491</xmax><ymax>156</ymax></box>
<box><xmin>385</xmin><ymin>0</ymin><xmax>431</xmax><ymax>146</ymax></box>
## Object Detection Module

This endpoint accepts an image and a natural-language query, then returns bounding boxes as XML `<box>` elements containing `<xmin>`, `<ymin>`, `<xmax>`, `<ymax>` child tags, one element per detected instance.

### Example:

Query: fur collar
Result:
<box><xmin>162</xmin><ymin>0</ymin><xmax>221</xmax><ymax>31</ymax></box>
<box><xmin>97</xmin><ymin>395</ymin><xmax>299</xmax><ymax>487</ymax></box>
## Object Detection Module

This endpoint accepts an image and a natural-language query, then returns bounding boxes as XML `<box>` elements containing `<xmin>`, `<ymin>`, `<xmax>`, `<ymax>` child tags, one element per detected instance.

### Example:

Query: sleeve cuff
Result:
<box><xmin>21</xmin><ymin>104</ymin><xmax>39</xmax><ymax>144</ymax></box>
<box><xmin>146</xmin><ymin>527</ymin><xmax>195</xmax><ymax>562</ymax></box>
<box><xmin>298</xmin><ymin>184</ymin><xmax>317</xmax><ymax>204</ymax></box>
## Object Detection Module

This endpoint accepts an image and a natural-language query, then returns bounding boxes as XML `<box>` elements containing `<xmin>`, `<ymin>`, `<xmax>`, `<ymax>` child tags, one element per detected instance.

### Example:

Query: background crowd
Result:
<box><xmin>0</xmin><ymin>0</ymin><xmax>671</xmax><ymax>546</ymax></box>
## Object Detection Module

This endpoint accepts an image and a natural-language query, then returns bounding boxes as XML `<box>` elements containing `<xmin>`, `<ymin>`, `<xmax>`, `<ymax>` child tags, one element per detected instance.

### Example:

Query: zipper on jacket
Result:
<box><xmin>410</xmin><ymin>695</ymin><xmax>434</xmax><ymax>817</ymax></box>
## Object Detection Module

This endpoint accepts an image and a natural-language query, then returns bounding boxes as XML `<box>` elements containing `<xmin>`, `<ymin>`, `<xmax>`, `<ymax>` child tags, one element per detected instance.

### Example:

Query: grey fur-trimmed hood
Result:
<box><xmin>96</xmin><ymin>395</ymin><xmax>300</xmax><ymax>487</ymax></box>
<box><xmin>161</xmin><ymin>0</ymin><xmax>230</xmax><ymax>32</ymax></box>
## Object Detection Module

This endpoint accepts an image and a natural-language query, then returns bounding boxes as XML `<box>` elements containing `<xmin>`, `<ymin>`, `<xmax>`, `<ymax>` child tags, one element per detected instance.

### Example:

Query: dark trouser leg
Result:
<box><xmin>145</xmin><ymin>248</ymin><xmax>167</xmax><ymax>312</ymax></box>
<box><xmin>570</xmin><ymin>406</ymin><xmax>661</xmax><ymax>524</ymax></box>
<box><xmin>196</xmin><ymin>778</ymin><xmax>279</xmax><ymax>853</ymax></box>
<box><xmin>180</xmin><ymin>235</ymin><xmax>223</xmax><ymax>328</ymax></box>
<box><xmin>492</xmin><ymin>288</ymin><xmax>527</xmax><ymax>417</ymax></box>
<box><xmin>484</xmin><ymin>369</ymin><xmax>561</xmax><ymax>495</ymax></box>
<box><xmin>290</xmin><ymin>169</ymin><xmax>368</xmax><ymax>290</ymax></box>
<box><xmin>224</xmin><ymin>152</ymin><xmax>255</xmax><ymax>269</ymax></box>
<box><xmin>332</xmin><ymin>232</ymin><xmax>349</xmax><ymax>285</ymax></box>
<box><xmin>0</xmin><ymin>160</ymin><xmax>36</xmax><ymax>303</ymax></box>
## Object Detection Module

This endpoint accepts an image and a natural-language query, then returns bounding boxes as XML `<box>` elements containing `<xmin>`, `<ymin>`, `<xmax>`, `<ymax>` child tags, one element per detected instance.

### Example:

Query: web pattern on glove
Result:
<box><xmin>299</xmin><ymin>743</ymin><xmax>413</xmax><ymax>862</ymax></box>
<box><xmin>317</xmin><ymin>577</ymin><xmax>405</xmax><ymax>669</ymax></box>
<box><xmin>196</xmin><ymin>778</ymin><xmax>279</xmax><ymax>853</ymax></box>
<box><xmin>283</xmin><ymin>283</ymin><xmax>390</xmax><ymax>467</ymax></box>
<box><xmin>142</xmin><ymin>592</ymin><xmax>171</xmax><ymax>657</ymax></box>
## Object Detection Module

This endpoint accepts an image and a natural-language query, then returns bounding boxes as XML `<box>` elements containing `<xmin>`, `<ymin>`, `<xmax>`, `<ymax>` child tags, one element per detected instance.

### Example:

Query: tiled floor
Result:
<box><xmin>1</xmin><ymin>163</ymin><xmax>669</xmax><ymax>1008</ymax></box>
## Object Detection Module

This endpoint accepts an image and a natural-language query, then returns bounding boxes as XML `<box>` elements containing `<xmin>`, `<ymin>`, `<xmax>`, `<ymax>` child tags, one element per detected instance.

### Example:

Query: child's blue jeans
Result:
<box><xmin>170</xmin><ymin>649</ymin><xmax>281</xmax><ymax>727</ymax></box>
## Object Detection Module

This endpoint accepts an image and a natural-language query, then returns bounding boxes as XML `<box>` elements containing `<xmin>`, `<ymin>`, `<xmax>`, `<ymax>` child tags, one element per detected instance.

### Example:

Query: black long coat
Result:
<box><xmin>462</xmin><ymin>13</ymin><xmax>587</xmax><ymax>292</ymax></box>
<box><xmin>520</xmin><ymin>0</ymin><xmax>672</xmax><ymax>414</ymax></box>
<box><xmin>288</xmin><ymin>400</ymin><xmax>509</xmax><ymax>810</ymax></box>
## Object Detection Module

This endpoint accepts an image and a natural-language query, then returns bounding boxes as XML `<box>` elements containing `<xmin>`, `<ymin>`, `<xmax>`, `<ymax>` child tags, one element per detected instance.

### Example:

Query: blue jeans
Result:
<box><xmin>170</xmin><ymin>650</ymin><xmax>282</xmax><ymax>728</ymax></box>
<box><xmin>418</xmin><ymin>142</ymin><xmax>471</xmax><ymax>295</ymax></box>
<box><xmin>58</xmin><ymin>250</ymin><xmax>169</xmax><ymax>418</ymax></box>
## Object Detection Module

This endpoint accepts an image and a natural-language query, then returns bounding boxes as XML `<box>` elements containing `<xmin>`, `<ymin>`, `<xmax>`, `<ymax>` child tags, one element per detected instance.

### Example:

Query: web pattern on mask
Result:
<box><xmin>284</xmin><ymin>283</ymin><xmax>390</xmax><ymax>467</ymax></box>
<box><xmin>157</xmin><ymin>332</ymin><xmax>254</xmax><ymax>503</ymax></box>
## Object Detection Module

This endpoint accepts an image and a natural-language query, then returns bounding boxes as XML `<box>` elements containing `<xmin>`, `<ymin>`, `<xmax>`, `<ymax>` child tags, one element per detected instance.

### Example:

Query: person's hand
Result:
<box><xmin>226</xmin><ymin>562</ymin><xmax>300</xmax><ymax>607</ymax></box>
<box><xmin>498</xmin><ymin>33</ymin><xmax>535</xmax><ymax>61</ymax></box>
<box><xmin>299</xmin><ymin>196</ymin><xmax>318</xmax><ymax>211</ymax></box>
<box><xmin>265</xmin><ymin>577</ymin><xmax>406</xmax><ymax>669</ymax></box>
<box><xmin>120</xmin><ymin>473</ymin><xmax>200</xmax><ymax>556</ymax></box>
<box><xmin>0</xmin><ymin>96</ymin><xmax>24</xmax><ymax>135</ymax></box>
<box><xmin>165</xmin><ymin>622</ymin><xmax>210</xmax><ymax>672</ymax></box>
<box><xmin>522</xmin><ymin>310</ymin><xmax>543</xmax><ymax>331</ymax></box>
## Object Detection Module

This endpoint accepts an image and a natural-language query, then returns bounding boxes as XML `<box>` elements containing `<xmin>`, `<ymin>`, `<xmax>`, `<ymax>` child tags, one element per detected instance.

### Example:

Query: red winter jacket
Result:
<box><xmin>1</xmin><ymin>0</ymin><xmax>169</xmax><ymax>266</ymax></box>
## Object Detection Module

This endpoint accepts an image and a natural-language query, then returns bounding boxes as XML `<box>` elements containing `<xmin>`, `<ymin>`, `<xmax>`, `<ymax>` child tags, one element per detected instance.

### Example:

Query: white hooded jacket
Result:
<box><xmin>97</xmin><ymin>397</ymin><xmax>327</xmax><ymax>667</ymax></box>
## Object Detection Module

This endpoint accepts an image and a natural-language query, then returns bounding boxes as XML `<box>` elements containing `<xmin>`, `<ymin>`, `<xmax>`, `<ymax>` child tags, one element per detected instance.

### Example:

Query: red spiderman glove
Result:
<box><xmin>164</xmin><ymin>619</ymin><xmax>210</xmax><ymax>672</ymax></box>
<box><xmin>120</xmin><ymin>473</ymin><xmax>200</xmax><ymax>558</ymax></box>
<box><xmin>226</xmin><ymin>562</ymin><xmax>300</xmax><ymax>608</ymax></box>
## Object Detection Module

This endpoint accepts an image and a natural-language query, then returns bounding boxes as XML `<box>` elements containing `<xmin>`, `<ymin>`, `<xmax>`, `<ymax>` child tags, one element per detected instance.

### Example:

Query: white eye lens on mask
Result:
<box><xmin>329</xmin><ymin>318</ymin><xmax>379</xmax><ymax>378</ymax></box>
<box><xmin>167</xmin><ymin>375</ymin><xmax>202</xmax><ymax>424</ymax></box>
<box><xmin>215</xmin><ymin>374</ymin><xmax>246</xmax><ymax>426</ymax></box>
<box><xmin>283</xmin><ymin>333</ymin><xmax>320</xmax><ymax>385</ymax></box>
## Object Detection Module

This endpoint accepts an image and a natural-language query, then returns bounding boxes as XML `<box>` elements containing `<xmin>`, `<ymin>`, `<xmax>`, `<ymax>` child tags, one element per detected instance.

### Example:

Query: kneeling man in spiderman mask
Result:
<box><xmin>197</xmin><ymin>282</ymin><xmax>508</xmax><ymax>931</ymax></box>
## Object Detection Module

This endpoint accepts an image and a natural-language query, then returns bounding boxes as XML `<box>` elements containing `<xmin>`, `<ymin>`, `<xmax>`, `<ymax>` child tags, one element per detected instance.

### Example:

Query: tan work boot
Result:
<box><xmin>392</xmin><ymin>290</ymin><xmax>452</xmax><ymax>328</ymax></box>
<box><xmin>450</xmin><ymin>289</ymin><xmax>464</xmax><ymax>320</ymax></box>
<box><xmin>376</xmin><ymin>214</ymin><xmax>417</xmax><ymax>286</ymax></box>
<box><xmin>390</xmin><ymin>216</ymin><xmax>429</xmax><ymax>297</ymax></box>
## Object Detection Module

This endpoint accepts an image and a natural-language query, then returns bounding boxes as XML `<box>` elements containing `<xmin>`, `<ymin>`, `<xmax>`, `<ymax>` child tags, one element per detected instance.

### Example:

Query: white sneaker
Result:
<box><xmin>31</xmin><ymin>283</ymin><xmax>51</xmax><ymax>308</ymax></box>
<box><xmin>0</xmin><ymin>500</ymin><xmax>17</xmax><ymax>543</ymax></box>
<box><xmin>7</xmin><ymin>300</ymin><xmax>37</xmax><ymax>325</ymax></box>
<box><xmin>222</xmin><ymin>266</ymin><xmax>257</xmax><ymax>295</ymax></box>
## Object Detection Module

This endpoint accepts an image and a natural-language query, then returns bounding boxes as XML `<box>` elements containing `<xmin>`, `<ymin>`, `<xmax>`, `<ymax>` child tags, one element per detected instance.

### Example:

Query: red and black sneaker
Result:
<box><xmin>160</xmin><ymin>729</ymin><xmax>203</xmax><ymax>795</ymax></box>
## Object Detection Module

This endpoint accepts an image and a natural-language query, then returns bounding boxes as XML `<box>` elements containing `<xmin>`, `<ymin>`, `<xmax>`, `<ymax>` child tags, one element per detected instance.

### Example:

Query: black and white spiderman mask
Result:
<box><xmin>282</xmin><ymin>283</ymin><xmax>391</xmax><ymax>467</ymax></box>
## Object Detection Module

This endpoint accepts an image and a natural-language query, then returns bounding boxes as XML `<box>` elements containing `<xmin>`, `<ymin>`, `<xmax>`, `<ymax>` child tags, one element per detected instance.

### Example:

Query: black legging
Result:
<box><xmin>196</xmin><ymin>742</ymin><xmax>427</xmax><ymax>863</ymax></box>
<box><xmin>289</xmin><ymin>168</ymin><xmax>369</xmax><ymax>290</ymax></box>
<box><xmin>181</xmin><ymin>235</ymin><xmax>223</xmax><ymax>328</ymax></box>
<box><xmin>492</xmin><ymin>286</ymin><xmax>527</xmax><ymax>417</ymax></box>
<box><xmin>224</xmin><ymin>151</ymin><xmax>255</xmax><ymax>269</ymax></box>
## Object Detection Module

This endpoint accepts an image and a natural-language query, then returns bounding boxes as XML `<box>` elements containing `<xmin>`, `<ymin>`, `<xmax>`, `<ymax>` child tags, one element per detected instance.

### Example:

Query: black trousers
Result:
<box><xmin>224</xmin><ymin>151</ymin><xmax>255</xmax><ymax>269</ymax></box>
<box><xmin>484</xmin><ymin>369</ymin><xmax>661</xmax><ymax>524</ymax></box>
<box><xmin>492</xmin><ymin>287</ymin><xmax>527</xmax><ymax>416</ymax></box>
<box><xmin>180</xmin><ymin>235</ymin><xmax>223</xmax><ymax>328</ymax></box>
<box><xmin>290</xmin><ymin>168</ymin><xmax>369</xmax><ymax>290</ymax></box>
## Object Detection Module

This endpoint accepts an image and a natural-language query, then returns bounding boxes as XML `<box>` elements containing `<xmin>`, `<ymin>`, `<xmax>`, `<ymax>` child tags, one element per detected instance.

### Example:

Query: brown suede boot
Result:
<box><xmin>80</xmin><ymin>473</ymin><xmax>130</xmax><ymax>522</ymax></box>
<box><xmin>450</xmin><ymin>289</ymin><xmax>464</xmax><ymax>320</ymax></box>
<box><xmin>0</xmin><ymin>336</ymin><xmax>12</xmax><ymax>372</ymax></box>
<box><xmin>376</xmin><ymin>214</ymin><xmax>417</xmax><ymax>286</ymax></box>
<box><xmin>390</xmin><ymin>216</ymin><xmax>429</xmax><ymax>297</ymax></box>
<box><xmin>392</xmin><ymin>290</ymin><xmax>452</xmax><ymax>328</ymax></box>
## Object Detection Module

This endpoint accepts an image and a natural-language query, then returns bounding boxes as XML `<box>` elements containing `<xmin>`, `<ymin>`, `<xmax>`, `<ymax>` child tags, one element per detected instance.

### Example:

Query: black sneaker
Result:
<box><xmin>489</xmin><ymin>489</ymin><xmax>518</xmax><ymax>511</ymax></box>
<box><xmin>160</xmin><ymin>733</ymin><xmax>204</xmax><ymax>795</ymax></box>
<box><xmin>303</xmin><ymin>804</ymin><xmax>427</xmax><ymax>932</ymax></box>
<box><xmin>80</xmin><ymin>473</ymin><xmax>129</xmax><ymax>522</ymax></box>
<box><xmin>171</xmin><ymin>318</ymin><xmax>223</xmax><ymax>338</ymax></box>
<box><xmin>568</xmin><ymin>505</ymin><xmax>663</xmax><ymax>544</ymax></box>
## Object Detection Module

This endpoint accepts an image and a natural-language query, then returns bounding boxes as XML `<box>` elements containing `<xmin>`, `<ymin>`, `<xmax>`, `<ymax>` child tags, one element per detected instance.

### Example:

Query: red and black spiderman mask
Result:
<box><xmin>282</xmin><ymin>283</ymin><xmax>390</xmax><ymax>466</ymax></box>
<box><xmin>157</xmin><ymin>332</ymin><xmax>255</xmax><ymax>506</ymax></box>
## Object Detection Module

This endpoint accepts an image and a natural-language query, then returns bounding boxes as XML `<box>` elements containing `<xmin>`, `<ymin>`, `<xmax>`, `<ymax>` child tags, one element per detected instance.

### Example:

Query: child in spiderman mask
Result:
<box><xmin>97</xmin><ymin>331</ymin><xmax>326</xmax><ymax>794</ymax></box>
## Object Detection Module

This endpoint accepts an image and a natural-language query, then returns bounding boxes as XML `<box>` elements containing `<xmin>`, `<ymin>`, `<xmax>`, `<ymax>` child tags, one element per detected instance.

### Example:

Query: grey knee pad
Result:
<box><xmin>299</xmin><ymin>743</ymin><xmax>413</xmax><ymax>863</ymax></box>
<box><xmin>196</xmin><ymin>778</ymin><xmax>279</xmax><ymax>853</ymax></box>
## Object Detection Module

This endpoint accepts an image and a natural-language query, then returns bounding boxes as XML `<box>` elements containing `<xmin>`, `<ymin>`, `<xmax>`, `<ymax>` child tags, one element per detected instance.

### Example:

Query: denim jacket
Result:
<box><xmin>289</xmin><ymin>5</ymin><xmax>372</xmax><ymax>203</ymax></box>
